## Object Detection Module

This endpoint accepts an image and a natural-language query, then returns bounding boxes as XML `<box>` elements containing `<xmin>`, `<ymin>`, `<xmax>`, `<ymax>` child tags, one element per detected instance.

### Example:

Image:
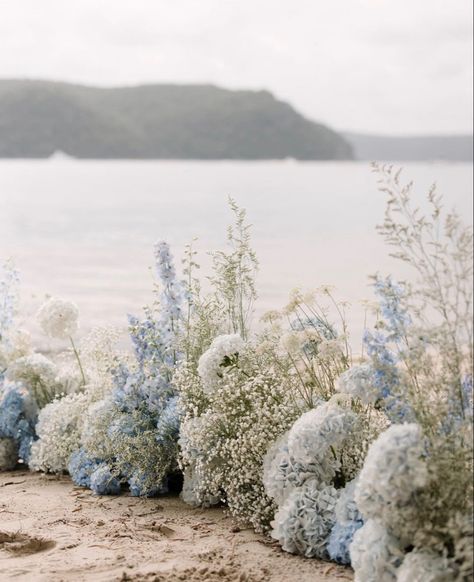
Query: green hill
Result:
<box><xmin>0</xmin><ymin>80</ymin><xmax>352</xmax><ymax>160</ymax></box>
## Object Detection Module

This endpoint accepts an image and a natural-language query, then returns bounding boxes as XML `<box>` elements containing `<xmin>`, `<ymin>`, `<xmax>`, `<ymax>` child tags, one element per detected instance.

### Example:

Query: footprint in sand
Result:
<box><xmin>0</xmin><ymin>531</ymin><xmax>56</xmax><ymax>556</ymax></box>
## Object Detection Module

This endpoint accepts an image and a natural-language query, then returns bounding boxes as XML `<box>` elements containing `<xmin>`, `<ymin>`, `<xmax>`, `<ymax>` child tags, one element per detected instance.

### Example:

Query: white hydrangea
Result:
<box><xmin>337</xmin><ymin>363</ymin><xmax>378</xmax><ymax>404</ymax></box>
<box><xmin>350</xmin><ymin>519</ymin><xmax>404</xmax><ymax>582</ymax></box>
<box><xmin>287</xmin><ymin>402</ymin><xmax>357</xmax><ymax>466</ymax></box>
<box><xmin>0</xmin><ymin>438</ymin><xmax>18</xmax><ymax>471</ymax></box>
<box><xmin>7</xmin><ymin>353</ymin><xmax>61</xmax><ymax>407</ymax></box>
<box><xmin>29</xmin><ymin>392</ymin><xmax>88</xmax><ymax>474</ymax></box>
<box><xmin>355</xmin><ymin>423</ymin><xmax>428</xmax><ymax>537</ymax></box>
<box><xmin>197</xmin><ymin>334</ymin><xmax>245</xmax><ymax>393</ymax></box>
<box><xmin>396</xmin><ymin>550</ymin><xmax>456</xmax><ymax>582</ymax></box>
<box><xmin>263</xmin><ymin>431</ymin><xmax>337</xmax><ymax>505</ymax></box>
<box><xmin>37</xmin><ymin>297</ymin><xmax>79</xmax><ymax>339</ymax></box>
<box><xmin>271</xmin><ymin>479</ymin><xmax>339</xmax><ymax>559</ymax></box>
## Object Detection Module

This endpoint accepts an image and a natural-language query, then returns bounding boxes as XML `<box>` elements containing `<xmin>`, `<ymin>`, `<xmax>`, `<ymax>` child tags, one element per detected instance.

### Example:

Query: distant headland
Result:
<box><xmin>0</xmin><ymin>80</ymin><xmax>352</xmax><ymax>160</ymax></box>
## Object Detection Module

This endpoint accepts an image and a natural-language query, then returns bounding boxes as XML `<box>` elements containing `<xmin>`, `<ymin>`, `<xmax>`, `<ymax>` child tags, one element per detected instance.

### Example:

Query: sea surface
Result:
<box><xmin>0</xmin><ymin>160</ymin><xmax>472</xmax><ymax>348</ymax></box>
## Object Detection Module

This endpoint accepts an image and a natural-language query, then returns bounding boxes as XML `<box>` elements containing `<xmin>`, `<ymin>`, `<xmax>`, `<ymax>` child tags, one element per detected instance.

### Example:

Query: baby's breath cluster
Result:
<box><xmin>178</xmin><ymin>341</ymin><xmax>300</xmax><ymax>531</ymax></box>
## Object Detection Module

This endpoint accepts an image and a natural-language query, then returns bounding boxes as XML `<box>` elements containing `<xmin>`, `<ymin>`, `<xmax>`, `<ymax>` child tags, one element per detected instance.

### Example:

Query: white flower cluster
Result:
<box><xmin>337</xmin><ymin>363</ymin><xmax>379</xmax><ymax>404</ymax></box>
<box><xmin>197</xmin><ymin>334</ymin><xmax>245</xmax><ymax>393</ymax></box>
<box><xmin>350</xmin><ymin>422</ymin><xmax>468</xmax><ymax>580</ymax></box>
<box><xmin>264</xmin><ymin>402</ymin><xmax>361</xmax><ymax>557</ymax></box>
<box><xmin>7</xmin><ymin>353</ymin><xmax>62</xmax><ymax>408</ymax></box>
<box><xmin>0</xmin><ymin>437</ymin><xmax>17</xmax><ymax>471</ymax></box>
<box><xmin>29</xmin><ymin>392</ymin><xmax>88</xmax><ymax>474</ymax></box>
<box><xmin>178</xmin><ymin>358</ymin><xmax>299</xmax><ymax>532</ymax></box>
<box><xmin>37</xmin><ymin>297</ymin><xmax>79</xmax><ymax>339</ymax></box>
<box><xmin>350</xmin><ymin>519</ymin><xmax>403</xmax><ymax>582</ymax></box>
<box><xmin>396</xmin><ymin>550</ymin><xmax>455</xmax><ymax>582</ymax></box>
<box><xmin>355</xmin><ymin>423</ymin><xmax>428</xmax><ymax>541</ymax></box>
<box><xmin>287</xmin><ymin>403</ymin><xmax>357</xmax><ymax>466</ymax></box>
<box><xmin>271</xmin><ymin>479</ymin><xmax>339</xmax><ymax>558</ymax></box>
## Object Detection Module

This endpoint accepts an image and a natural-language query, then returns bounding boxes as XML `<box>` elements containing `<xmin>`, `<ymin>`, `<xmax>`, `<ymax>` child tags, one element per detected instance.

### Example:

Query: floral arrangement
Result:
<box><xmin>0</xmin><ymin>169</ymin><xmax>471</xmax><ymax>581</ymax></box>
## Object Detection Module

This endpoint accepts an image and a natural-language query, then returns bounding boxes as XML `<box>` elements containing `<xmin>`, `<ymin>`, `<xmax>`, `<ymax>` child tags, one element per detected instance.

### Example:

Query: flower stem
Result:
<box><xmin>70</xmin><ymin>336</ymin><xmax>86</xmax><ymax>387</ymax></box>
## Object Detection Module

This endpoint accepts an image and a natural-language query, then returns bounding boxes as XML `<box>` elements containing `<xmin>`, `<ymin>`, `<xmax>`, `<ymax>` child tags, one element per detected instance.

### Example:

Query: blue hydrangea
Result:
<box><xmin>128</xmin><ymin>471</ymin><xmax>167</xmax><ymax>497</ymax></box>
<box><xmin>0</xmin><ymin>382</ymin><xmax>37</xmax><ymax>463</ymax></box>
<box><xmin>327</xmin><ymin>519</ymin><xmax>363</xmax><ymax>565</ymax></box>
<box><xmin>68</xmin><ymin>448</ymin><xmax>104</xmax><ymax>488</ymax></box>
<box><xmin>89</xmin><ymin>464</ymin><xmax>121</xmax><ymax>496</ymax></box>
<box><xmin>327</xmin><ymin>479</ymin><xmax>364</xmax><ymax>565</ymax></box>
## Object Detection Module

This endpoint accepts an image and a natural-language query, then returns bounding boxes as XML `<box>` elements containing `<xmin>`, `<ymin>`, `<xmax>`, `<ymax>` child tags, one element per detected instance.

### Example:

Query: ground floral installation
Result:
<box><xmin>0</xmin><ymin>168</ymin><xmax>472</xmax><ymax>581</ymax></box>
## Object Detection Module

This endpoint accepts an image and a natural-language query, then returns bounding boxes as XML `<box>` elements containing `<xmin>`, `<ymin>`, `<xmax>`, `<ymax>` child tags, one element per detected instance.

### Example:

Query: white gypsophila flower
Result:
<box><xmin>287</xmin><ymin>402</ymin><xmax>357</xmax><ymax>466</ymax></box>
<box><xmin>197</xmin><ymin>334</ymin><xmax>245</xmax><ymax>393</ymax></box>
<box><xmin>396</xmin><ymin>550</ymin><xmax>456</xmax><ymax>582</ymax></box>
<box><xmin>180</xmin><ymin>467</ymin><xmax>220</xmax><ymax>508</ymax></box>
<box><xmin>178</xmin><ymin>365</ymin><xmax>298</xmax><ymax>532</ymax></box>
<box><xmin>350</xmin><ymin>519</ymin><xmax>404</xmax><ymax>582</ymax></box>
<box><xmin>7</xmin><ymin>353</ymin><xmax>61</xmax><ymax>407</ymax></box>
<box><xmin>355</xmin><ymin>423</ymin><xmax>428</xmax><ymax>537</ymax></box>
<box><xmin>37</xmin><ymin>297</ymin><xmax>79</xmax><ymax>339</ymax></box>
<box><xmin>270</xmin><ymin>479</ymin><xmax>339</xmax><ymax>559</ymax></box>
<box><xmin>337</xmin><ymin>364</ymin><xmax>379</xmax><ymax>404</ymax></box>
<box><xmin>81</xmin><ymin>397</ymin><xmax>116</xmax><ymax>460</ymax></box>
<box><xmin>28</xmin><ymin>392</ymin><xmax>88</xmax><ymax>474</ymax></box>
<box><xmin>0</xmin><ymin>438</ymin><xmax>18</xmax><ymax>471</ymax></box>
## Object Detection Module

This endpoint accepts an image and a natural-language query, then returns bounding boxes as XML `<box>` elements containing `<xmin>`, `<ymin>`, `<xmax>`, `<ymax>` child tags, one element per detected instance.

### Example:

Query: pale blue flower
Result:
<box><xmin>89</xmin><ymin>464</ymin><xmax>121</xmax><ymax>496</ymax></box>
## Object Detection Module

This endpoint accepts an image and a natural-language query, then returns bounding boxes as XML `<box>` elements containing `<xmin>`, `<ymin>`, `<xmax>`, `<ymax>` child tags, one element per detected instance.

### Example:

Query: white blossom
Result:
<box><xmin>355</xmin><ymin>423</ymin><xmax>428</xmax><ymax>538</ymax></box>
<box><xmin>271</xmin><ymin>479</ymin><xmax>339</xmax><ymax>559</ymax></box>
<box><xmin>7</xmin><ymin>353</ymin><xmax>61</xmax><ymax>407</ymax></box>
<box><xmin>287</xmin><ymin>402</ymin><xmax>357</xmax><ymax>466</ymax></box>
<box><xmin>396</xmin><ymin>550</ymin><xmax>456</xmax><ymax>582</ymax></box>
<box><xmin>197</xmin><ymin>334</ymin><xmax>245</xmax><ymax>393</ymax></box>
<box><xmin>37</xmin><ymin>297</ymin><xmax>79</xmax><ymax>339</ymax></box>
<box><xmin>29</xmin><ymin>392</ymin><xmax>88</xmax><ymax>474</ymax></box>
<box><xmin>337</xmin><ymin>363</ymin><xmax>379</xmax><ymax>404</ymax></box>
<box><xmin>350</xmin><ymin>519</ymin><xmax>404</xmax><ymax>582</ymax></box>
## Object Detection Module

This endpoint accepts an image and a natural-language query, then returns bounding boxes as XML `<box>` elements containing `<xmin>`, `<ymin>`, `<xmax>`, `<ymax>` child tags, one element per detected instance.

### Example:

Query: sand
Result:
<box><xmin>0</xmin><ymin>471</ymin><xmax>353</xmax><ymax>582</ymax></box>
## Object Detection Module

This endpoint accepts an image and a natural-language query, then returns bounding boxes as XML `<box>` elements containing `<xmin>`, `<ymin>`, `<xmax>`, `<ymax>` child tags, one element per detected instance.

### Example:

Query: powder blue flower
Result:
<box><xmin>68</xmin><ymin>448</ymin><xmax>104</xmax><ymax>488</ymax></box>
<box><xmin>328</xmin><ymin>519</ymin><xmax>363</xmax><ymax>565</ymax></box>
<box><xmin>89</xmin><ymin>464</ymin><xmax>121</xmax><ymax>496</ymax></box>
<box><xmin>0</xmin><ymin>382</ymin><xmax>37</xmax><ymax>463</ymax></box>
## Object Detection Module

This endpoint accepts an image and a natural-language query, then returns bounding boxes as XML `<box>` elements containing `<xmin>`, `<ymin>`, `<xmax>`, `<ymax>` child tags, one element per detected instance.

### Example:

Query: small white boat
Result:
<box><xmin>48</xmin><ymin>150</ymin><xmax>76</xmax><ymax>160</ymax></box>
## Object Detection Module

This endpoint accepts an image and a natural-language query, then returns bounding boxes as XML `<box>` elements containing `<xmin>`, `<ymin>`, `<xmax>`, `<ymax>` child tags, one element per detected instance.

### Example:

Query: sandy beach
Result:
<box><xmin>0</xmin><ymin>471</ymin><xmax>353</xmax><ymax>582</ymax></box>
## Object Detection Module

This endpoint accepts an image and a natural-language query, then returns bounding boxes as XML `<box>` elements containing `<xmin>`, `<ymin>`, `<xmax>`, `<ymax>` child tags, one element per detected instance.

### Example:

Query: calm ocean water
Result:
<box><xmin>0</xmin><ymin>160</ymin><xmax>472</xmax><ymax>347</ymax></box>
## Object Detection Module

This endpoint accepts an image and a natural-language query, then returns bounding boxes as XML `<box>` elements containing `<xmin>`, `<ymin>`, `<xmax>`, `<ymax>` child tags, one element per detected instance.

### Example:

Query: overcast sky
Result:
<box><xmin>0</xmin><ymin>0</ymin><xmax>472</xmax><ymax>135</ymax></box>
